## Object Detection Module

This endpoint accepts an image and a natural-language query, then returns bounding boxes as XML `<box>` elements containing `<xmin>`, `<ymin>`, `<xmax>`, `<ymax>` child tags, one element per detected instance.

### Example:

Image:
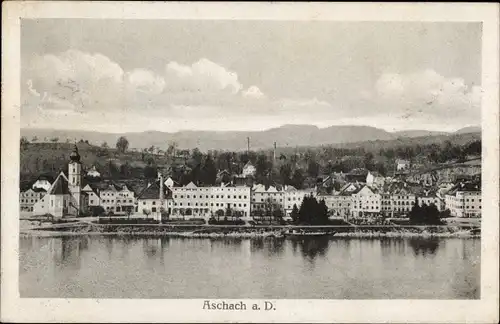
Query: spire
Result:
<box><xmin>69</xmin><ymin>144</ymin><xmax>81</xmax><ymax>162</ymax></box>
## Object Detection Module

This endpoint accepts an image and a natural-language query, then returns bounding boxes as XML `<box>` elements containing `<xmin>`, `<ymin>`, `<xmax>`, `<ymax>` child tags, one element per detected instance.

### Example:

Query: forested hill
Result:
<box><xmin>20</xmin><ymin>132</ymin><xmax>481</xmax><ymax>191</ymax></box>
<box><xmin>21</xmin><ymin>124</ymin><xmax>480</xmax><ymax>152</ymax></box>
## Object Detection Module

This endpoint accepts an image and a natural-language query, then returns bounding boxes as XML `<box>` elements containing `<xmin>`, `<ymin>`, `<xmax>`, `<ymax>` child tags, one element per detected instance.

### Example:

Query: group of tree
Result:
<box><xmin>408</xmin><ymin>198</ymin><xmax>445</xmax><ymax>225</ymax></box>
<box><xmin>290</xmin><ymin>195</ymin><xmax>329</xmax><ymax>225</ymax></box>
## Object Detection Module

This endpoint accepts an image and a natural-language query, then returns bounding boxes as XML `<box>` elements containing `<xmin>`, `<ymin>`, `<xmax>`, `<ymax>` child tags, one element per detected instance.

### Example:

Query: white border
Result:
<box><xmin>2</xmin><ymin>2</ymin><xmax>499</xmax><ymax>323</ymax></box>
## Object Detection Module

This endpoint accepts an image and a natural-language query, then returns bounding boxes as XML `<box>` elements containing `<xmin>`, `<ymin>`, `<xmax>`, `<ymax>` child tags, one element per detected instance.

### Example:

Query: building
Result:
<box><xmin>350</xmin><ymin>185</ymin><xmax>382</xmax><ymax>218</ymax></box>
<box><xmin>20</xmin><ymin>188</ymin><xmax>47</xmax><ymax>212</ymax></box>
<box><xmin>389</xmin><ymin>188</ymin><xmax>416</xmax><ymax>216</ymax></box>
<box><xmin>417</xmin><ymin>189</ymin><xmax>445</xmax><ymax>211</ymax></box>
<box><xmin>366</xmin><ymin>171</ymin><xmax>385</xmax><ymax>188</ymax></box>
<box><xmin>242</xmin><ymin>161</ymin><xmax>256</xmax><ymax>177</ymax></box>
<box><xmin>99</xmin><ymin>183</ymin><xmax>136</xmax><ymax>215</ymax></box>
<box><xmin>86</xmin><ymin>165</ymin><xmax>101</xmax><ymax>178</ymax></box>
<box><xmin>283</xmin><ymin>186</ymin><xmax>316</xmax><ymax>216</ymax></box>
<box><xmin>136</xmin><ymin>174</ymin><xmax>173</xmax><ymax>220</ymax></box>
<box><xmin>317</xmin><ymin>193</ymin><xmax>352</xmax><ymax>219</ymax></box>
<box><xmin>251</xmin><ymin>184</ymin><xmax>284</xmax><ymax>215</ymax></box>
<box><xmin>445</xmin><ymin>182</ymin><xmax>481</xmax><ymax>218</ymax></box>
<box><xmin>169</xmin><ymin>181</ymin><xmax>252</xmax><ymax>219</ymax></box>
<box><xmin>82</xmin><ymin>184</ymin><xmax>101</xmax><ymax>207</ymax></box>
<box><xmin>396</xmin><ymin>159</ymin><xmax>411</xmax><ymax>171</ymax></box>
<box><xmin>32</xmin><ymin>145</ymin><xmax>89</xmax><ymax>217</ymax></box>
<box><xmin>32</xmin><ymin>174</ymin><xmax>53</xmax><ymax>191</ymax></box>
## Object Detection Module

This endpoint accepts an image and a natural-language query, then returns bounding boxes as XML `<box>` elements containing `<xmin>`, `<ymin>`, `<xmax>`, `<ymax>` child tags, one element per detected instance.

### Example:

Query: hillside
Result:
<box><xmin>20</xmin><ymin>124</ymin><xmax>480</xmax><ymax>152</ymax></box>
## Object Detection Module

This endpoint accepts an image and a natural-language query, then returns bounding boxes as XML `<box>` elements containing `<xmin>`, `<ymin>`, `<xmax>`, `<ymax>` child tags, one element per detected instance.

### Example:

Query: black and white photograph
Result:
<box><xmin>2</xmin><ymin>2</ymin><xmax>499</xmax><ymax>323</ymax></box>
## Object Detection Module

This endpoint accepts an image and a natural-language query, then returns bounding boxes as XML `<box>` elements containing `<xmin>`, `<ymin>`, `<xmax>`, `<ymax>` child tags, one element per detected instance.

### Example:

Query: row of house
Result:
<box><xmin>20</xmin><ymin>146</ymin><xmax>482</xmax><ymax>220</ymax></box>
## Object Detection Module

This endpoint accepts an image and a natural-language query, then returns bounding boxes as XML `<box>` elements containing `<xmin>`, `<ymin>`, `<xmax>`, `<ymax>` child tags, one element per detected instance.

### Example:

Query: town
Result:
<box><xmin>20</xmin><ymin>135</ymin><xmax>481</xmax><ymax>226</ymax></box>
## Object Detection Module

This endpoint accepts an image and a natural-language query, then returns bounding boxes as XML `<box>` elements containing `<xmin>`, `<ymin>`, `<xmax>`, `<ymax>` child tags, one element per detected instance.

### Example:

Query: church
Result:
<box><xmin>33</xmin><ymin>145</ymin><xmax>89</xmax><ymax>218</ymax></box>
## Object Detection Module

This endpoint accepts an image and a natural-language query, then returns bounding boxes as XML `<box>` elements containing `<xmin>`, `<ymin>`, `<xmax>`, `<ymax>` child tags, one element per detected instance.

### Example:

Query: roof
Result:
<box><xmin>243</xmin><ymin>161</ymin><xmax>255</xmax><ymax>169</ymax></box>
<box><xmin>137</xmin><ymin>181</ymin><xmax>172</xmax><ymax>200</ymax></box>
<box><xmin>184</xmin><ymin>182</ymin><xmax>198</xmax><ymax>188</ymax></box>
<box><xmin>47</xmin><ymin>172</ymin><xmax>71</xmax><ymax>195</ymax></box>
<box><xmin>36</xmin><ymin>174</ymin><xmax>54</xmax><ymax>182</ymax></box>
<box><xmin>32</xmin><ymin>187</ymin><xmax>47</xmax><ymax>193</ymax></box>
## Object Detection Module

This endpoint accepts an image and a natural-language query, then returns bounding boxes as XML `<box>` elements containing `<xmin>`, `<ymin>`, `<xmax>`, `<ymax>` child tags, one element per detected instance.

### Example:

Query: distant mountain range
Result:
<box><xmin>21</xmin><ymin>124</ymin><xmax>481</xmax><ymax>152</ymax></box>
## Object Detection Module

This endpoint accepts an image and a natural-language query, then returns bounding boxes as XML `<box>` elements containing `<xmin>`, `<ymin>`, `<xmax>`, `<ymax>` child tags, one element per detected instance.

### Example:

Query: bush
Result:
<box><xmin>98</xmin><ymin>218</ymin><xmax>159</xmax><ymax>225</ymax></box>
<box><xmin>89</xmin><ymin>206</ymin><xmax>105</xmax><ymax>216</ymax></box>
<box><xmin>208</xmin><ymin>217</ymin><xmax>245</xmax><ymax>225</ymax></box>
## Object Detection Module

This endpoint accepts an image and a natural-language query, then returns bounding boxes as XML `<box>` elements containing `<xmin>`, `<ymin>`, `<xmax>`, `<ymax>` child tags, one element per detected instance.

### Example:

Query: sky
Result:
<box><xmin>21</xmin><ymin>20</ymin><xmax>482</xmax><ymax>133</ymax></box>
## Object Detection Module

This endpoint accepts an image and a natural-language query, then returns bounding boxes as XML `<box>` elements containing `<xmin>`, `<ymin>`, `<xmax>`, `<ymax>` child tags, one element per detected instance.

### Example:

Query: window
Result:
<box><xmin>152</xmin><ymin>201</ymin><xmax>156</xmax><ymax>205</ymax></box>
<box><xmin>187</xmin><ymin>195</ymin><xmax>190</xmax><ymax>198</ymax></box>
<box><xmin>152</xmin><ymin>207</ymin><xmax>156</xmax><ymax>212</ymax></box>
<box><xmin>143</xmin><ymin>202</ymin><xmax>146</xmax><ymax>205</ymax></box>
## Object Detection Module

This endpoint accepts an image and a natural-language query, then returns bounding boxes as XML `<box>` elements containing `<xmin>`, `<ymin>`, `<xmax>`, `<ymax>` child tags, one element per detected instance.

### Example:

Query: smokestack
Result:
<box><xmin>247</xmin><ymin>137</ymin><xmax>250</xmax><ymax>153</ymax></box>
<box><xmin>273</xmin><ymin>142</ymin><xmax>277</xmax><ymax>163</ymax></box>
<box><xmin>158</xmin><ymin>172</ymin><xmax>164</xmax><ymax>203</ymax></box>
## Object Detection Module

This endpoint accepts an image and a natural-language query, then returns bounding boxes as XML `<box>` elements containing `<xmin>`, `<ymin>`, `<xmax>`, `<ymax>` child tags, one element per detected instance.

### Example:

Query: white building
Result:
<box><xmin>317</xmin><ymin>194</ymin><xmax>352</xmax><ymax>219</ymax></box>
<box><xmin>283</xmin><ymin>186</ymin><xmax>316</xmax><ymax>216</ymax></box>
<box><xmin>169</xmin><ymin>181</ymin><xmax>251</xmax><ymax>219</ymax></box>
<box><xmin>32</xmin><ymin>175</ymin><xmax>53</xmax><ymax>191</ymax></box>
<box><xmin>251</xmin><ymin>184</ymin><xmax>284</xmax><ymax>215</ymax></box>
<box><xmin>20</xmin><ymin>188</ymin><xmax>47</xmax><ymax>212</ymax></box>
<box><xmin>366</xmin><ymin>171</ymin><xmax>385</xmax><ymax>188</ymax></box>
<box><xmin>86</xmin><ymin>165</ymin><xmax>101</xmax><ymax>178</ymax></box>
<box><xmin>99</xmin><ymin>183</ymin><xmax>136</xmax><ymax>215</ymax></box>
<box><xmin>242</xmin><ymin>161</ymin><xmax>256</xmax><ymax>177</ymax></box>
<box><xmin>351</xmin><ymin>185</ymin><xmax>382</xmax><ymax>218</ymax></box>
<box><xmin>445</xmin><ymin>182</ymin><xmax>481</xmax><ymax>218</ymax></box>
<box><xmin>396</xmin><ymin>159</ymin><xmax>411</xmax><ymax>171</ymax></box>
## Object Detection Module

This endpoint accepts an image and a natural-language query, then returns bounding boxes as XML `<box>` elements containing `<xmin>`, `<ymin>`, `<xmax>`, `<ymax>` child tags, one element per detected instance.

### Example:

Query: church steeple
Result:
<box><xmin>69</xmin><ymin>144</ymin><xmax>81</xmax><ymax>163</ymax></box>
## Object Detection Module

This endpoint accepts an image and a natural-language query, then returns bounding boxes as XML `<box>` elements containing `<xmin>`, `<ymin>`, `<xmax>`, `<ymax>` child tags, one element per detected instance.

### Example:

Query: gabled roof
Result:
<box><xmin>243</xmin><ymin>161</ymin><xmax>255</xmax><ymax>169</ymax></box>
<box><xmin>32</xmin><ymin>187</ymin><xmax>48</xmax><ymax>193</ymax></box>
<box><xmin>137</xmin><ymin>181</ymin><xmax>172</xmax><ymax>200</ymax></box>
<box><xmin>184</xmin><ymin>181</ymin><xmax>198</xmax><ymax>188</ymax></box>
<box><xmin>36</xmin><ymin>174</ymin><xmax>54</xmax><ymax>182</ymax></box>
<box><xmin>47</xmin><ymin>172</ymin><xmax>71</xmax><ymax>195</ymax></box>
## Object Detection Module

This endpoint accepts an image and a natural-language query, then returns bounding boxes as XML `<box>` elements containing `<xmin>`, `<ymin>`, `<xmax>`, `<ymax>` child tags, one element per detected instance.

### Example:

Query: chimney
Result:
<box><xmin>158</xmin><ymin>172</ymin><xmax>164</xmax><ymax>203</ymax></box>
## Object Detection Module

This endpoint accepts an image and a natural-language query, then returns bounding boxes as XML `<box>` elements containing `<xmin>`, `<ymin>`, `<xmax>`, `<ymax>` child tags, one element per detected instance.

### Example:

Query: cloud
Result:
<box><xmin>361</xmin><ymin>69</ymin><xmax>481</xmax><ymax>125</ymax></box>
<box><xmin>165</xmin><ymin>58</ymin><xmax>242</xmax><ymax>95</ymax></box>
<box><xmin>242</xmin><ymin>86</ymin><xmax>265</xmax><ymax>99</ymax></box>
<box><xmin>126</xmin><ymin>69</ymin><xmax>165</xmax><ymax>95</ymax></box>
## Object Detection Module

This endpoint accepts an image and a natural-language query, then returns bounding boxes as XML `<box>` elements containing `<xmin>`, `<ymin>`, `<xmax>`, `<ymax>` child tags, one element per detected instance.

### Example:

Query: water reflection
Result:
<box><xmin>408</xmin><ymin>238</ymin><xmax>440</xmax><ymax>257</ymax></box>
<box><xmin>290</xmin><ymin>237</ymin><xmax>330</xmax><ymax>262</ymax></box>
<box><xmin>54</xmin><ymin>237</ymin><xmax>89</xmax><ymax>269</ymax></box>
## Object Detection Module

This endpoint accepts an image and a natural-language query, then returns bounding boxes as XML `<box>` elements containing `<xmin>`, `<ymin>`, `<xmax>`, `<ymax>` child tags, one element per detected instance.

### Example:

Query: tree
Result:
<box><xmin>20</xmin><ymin>136</ymin><xmax>29</xmax><ymax>149</ymax></box>
<box><xmin>363</xmin><ymin>152</ymin><xmax>375</xmax><ymax>171</ymax></box>
<box><xmin>31</xmin><ymin>136</ymin><xmax>38</xmax><ymax>142</ymax></box>
<box><xmin>142</xmin><ymin>208</ymin><xmax>151</xmax><ymax>219</ymax></box>
<box><xmin>216</xmin><ymin>209</ymin><xmax>225</xmax><ymax>221</ymax></box>
<box><xmin>201</xmin><ymin>154</ymin><xmax>217</xmax><ymax>185</ymax></box>
<box><xmin>101</xmin><ymin>141</ymin><xmax>109</xmax><ymax>148</ymax></box>
<box><xmin>291</xmin><ymin>204</ymin><xmax>299</xmax><ymax>224</ymax></box>
<box><xmin>307</xmin><ymin>160</ymin><xmax>320</xmax><ymax>178</ymax></box>
<box><xmin>50</xmin><ymin>137</ymin><xmax>59</xmax><ymax>143</ymax></box>
<box><xmin>291</xmin><ymin>169</ymin><xmax>305</xmax><ymax>189</ymax></box>
<box><xmin>116</xmin><ymin>136</ymin><xmax>129</xmax><ymax>153</ymax></box>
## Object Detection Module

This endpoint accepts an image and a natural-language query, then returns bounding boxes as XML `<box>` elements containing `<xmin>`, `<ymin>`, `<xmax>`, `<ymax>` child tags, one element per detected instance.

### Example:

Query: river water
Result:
<box><xmin>19</xmin><ymin>236</ymin><xmax>480</xmax><ymax>299</ymax></box>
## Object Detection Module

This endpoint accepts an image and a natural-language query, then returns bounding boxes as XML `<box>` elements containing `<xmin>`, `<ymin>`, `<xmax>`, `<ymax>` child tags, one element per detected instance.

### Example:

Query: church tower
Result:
<box><xmin>68</xmin><ymin>144</ymin><xmax>82</xmax><ymax>215</ymax></box>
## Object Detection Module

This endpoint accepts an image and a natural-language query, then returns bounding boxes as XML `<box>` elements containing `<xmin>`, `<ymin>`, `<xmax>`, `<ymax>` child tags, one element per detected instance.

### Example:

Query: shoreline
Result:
<box><xmin>20</xmin><ymin>223</ymin><xmax>481</xmax><ymax>239</ymax></box>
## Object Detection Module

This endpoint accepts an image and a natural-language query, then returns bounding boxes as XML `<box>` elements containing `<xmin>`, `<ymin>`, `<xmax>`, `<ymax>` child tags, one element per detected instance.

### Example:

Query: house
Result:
<box><xmin>251</xmin><ymin>184</ymin><xmax>284</xmax><ymax>215</ymax></box>
<box><xmin>283</xmin><ymin>186</ymin><xmax>316</xmax><ymax>216</ymax></box>
<box><xmin>345</xmin><ymin>168</ymin><xmax>369</xmax><ymax>183</ymax></box>
<box><xmin>20</xmin><ymin>187</ymin><xmax>47</xmax><ymax>212</ymax></box>
<box><xmin>137</xmin><ymin>174</ymin><xmax>173</xmax><ymax>220</ymax></box>
<box><xmin>86</xmin><ymin>165</ymin><xmax>101</xmax><ymax>178</ymax></box>
<box><xmin>350</xmin><ymin>185</ymin><xmax>382</xmax><ymax>218</ymax></box>
<box><xmin>317</xmin><ymin>193</ymin><xmax>352</xmax><ymax>220</ymax></box>
<box><xmin>366</xmin><ymin>171</ymin><xmax>385</xmax><ymax>188</ymax></box>
<box><xmin>396</xmin><ymin>159</ymin><xmax>411</xmax><ymax>171</ymax></box>
<box><xmin>164</xmin><ymin>176</ymin><xmax>178</xmax><ymax>189</ymax></box>
<box><xmin>242</xmin><ymin>161</ymin><xmax>256</xmax><ymax>177</ymax></box>
<box><xmin>169</xmin><ymin>182</ymin><xmax>251</xmax><ymax>219</ymax></box>
<box><xmin>32</xmin><ymin>174</ymin><xmax>53</xmax><ymax>191</ymax></box>
<box><xmin>98</xmin><ymin>183</ymin><xmax>136</xmax><ymax>215</ymax></box>
<box><xmin>445</xmin><ymin>182</ymin><xmax>481</xmax><ymax>218</ymax></box>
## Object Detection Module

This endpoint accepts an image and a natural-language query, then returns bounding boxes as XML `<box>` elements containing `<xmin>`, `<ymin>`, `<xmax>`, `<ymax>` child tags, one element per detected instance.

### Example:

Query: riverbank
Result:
<box><xmin>20</xmin><ymin>222</ymin><xmax>481</xmax><ymax>239</ymax></box>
